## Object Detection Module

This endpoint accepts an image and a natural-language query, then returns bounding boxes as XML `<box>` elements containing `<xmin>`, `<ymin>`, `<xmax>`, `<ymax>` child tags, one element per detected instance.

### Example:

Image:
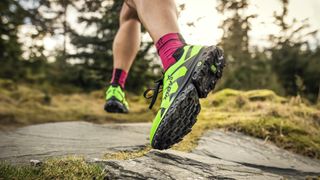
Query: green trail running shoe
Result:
<box><xmin>145</xmin><ymin>45</ymin><xmax>225</xmax><ymax>150</ymax></box>
<box><xmin>104</xmin><ymin>85</ymin><xmax>129</xmax><ymax>113</ymax></box>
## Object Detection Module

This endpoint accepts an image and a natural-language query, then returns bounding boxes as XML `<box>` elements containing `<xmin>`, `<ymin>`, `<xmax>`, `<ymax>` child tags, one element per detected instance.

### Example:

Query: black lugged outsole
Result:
<box><xmin>104</xmin><ymin>99</ymin><xmax>128</xmax><ymax>114</ymax></box>
<box><xmin>192</xmin><ymin>46</ymin><xmax>225</xmax><ymax>98</ymax></box>
<box><xmin>151</xmin><ymin>46</ymin><xmax>225</xmax><ymax>150</ymax></box>
<box><xmin>151</xmin><ymin>84</ymin><xmax>200</xmax><ymax>150</ymax></box>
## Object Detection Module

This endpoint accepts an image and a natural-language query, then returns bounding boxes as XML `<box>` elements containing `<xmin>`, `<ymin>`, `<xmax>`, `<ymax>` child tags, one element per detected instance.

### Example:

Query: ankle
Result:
<box><xmin>110</xmin><ymin>68</ymin><xmax>127</xmax><ymax>89</ymax></box>
<box><xmin>156</xmin><ymin>33</ymin><xmax>185</xmax><ymax>71</ymax></box>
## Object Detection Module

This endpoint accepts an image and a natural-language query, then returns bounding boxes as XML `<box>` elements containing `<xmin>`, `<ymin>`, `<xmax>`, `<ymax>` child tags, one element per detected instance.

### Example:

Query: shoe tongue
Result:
<box><xmin>111</xmin><ymin>83</ymin><xmax>120</xmax><ymax>87</ymax></box>
<box><xmin>172</xmin><ymin>47</ymin><xmax>185</xmax><ymax>61</ymax></box>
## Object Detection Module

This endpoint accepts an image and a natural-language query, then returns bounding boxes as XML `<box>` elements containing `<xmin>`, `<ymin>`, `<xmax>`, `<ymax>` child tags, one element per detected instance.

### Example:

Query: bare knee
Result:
<box><xmin>120</xmin><ymin>2</ymin><xmax>140</xmax><ymax>24</ymax></box>
<box><xmin>126</xmin><ymin>0</ymin><xmax>178</xmax><ymax>18</ymax></box>
<box><xmin>124</xmin><ymin>0</ymin><xmax>136</xmax><ymax>9</ymax></box>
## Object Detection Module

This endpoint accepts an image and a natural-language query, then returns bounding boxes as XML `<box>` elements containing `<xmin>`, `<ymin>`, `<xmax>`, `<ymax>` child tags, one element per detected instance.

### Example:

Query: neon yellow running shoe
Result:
<box><xmin>104</xmin><ymin>85</ymin><xmax>129</xmax><ymax>113</ymax></box>
<box><xmin>145</xmin><ymin>45</ymin><xmax>225</xmax><ymax>149</ymax></box>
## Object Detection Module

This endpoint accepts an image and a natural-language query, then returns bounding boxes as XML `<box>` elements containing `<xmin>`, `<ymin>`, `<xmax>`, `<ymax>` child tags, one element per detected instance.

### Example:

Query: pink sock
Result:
<box><xmin>156</xmin><ymin>33</ymin><xmax>186</xmax><ymax>71</ymax></box>
<box><xmin>111</xmin><ymin>68</ymin><xmax>127</xmax><ymax>89</ymax></box>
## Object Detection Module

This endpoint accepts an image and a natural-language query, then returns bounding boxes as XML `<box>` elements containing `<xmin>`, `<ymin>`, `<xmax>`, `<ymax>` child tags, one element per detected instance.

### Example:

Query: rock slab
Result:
<box><xmin>193</xmin><ymin>130</ymin><xmax>320</xmax><ymax>178</ymax></box>
<box><xmin>0</xmin><ymin>122</ymin><xmax>150</xmax><ymax>164</ymax></box>
<box><xmin>101</xmin><ymin>150</ymin><xmax>281</xmax><ymax>180</ymax></box>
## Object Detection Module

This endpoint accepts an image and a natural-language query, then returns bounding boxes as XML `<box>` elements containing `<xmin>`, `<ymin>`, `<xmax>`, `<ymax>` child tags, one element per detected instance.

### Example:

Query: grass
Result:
<box><xmin>0</xmin><ymin>156</ymin><xmax>104</xmax><ymax>180</ymax></box>
<box><xmin>0</xmin><ymin>147</ymin><xmax>153</xmax><ymax>179</ymax></box>
<box><xmin>0</xmin><ymin>147</ymin><xmax>154</xmax><ymax>179</ymax></box>
<box><xmin>0</xmin><ymin>79</ymin><xmax>154</xmax><ymax>129</ymax></box>
<box><xmin>104</xmin><ymin>146</ymin><xmax>152</xmax><ymax>160</ymax></box>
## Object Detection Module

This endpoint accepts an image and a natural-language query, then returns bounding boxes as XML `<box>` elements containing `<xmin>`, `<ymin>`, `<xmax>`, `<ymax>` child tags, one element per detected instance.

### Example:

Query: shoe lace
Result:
<box><xmin>143</xmin><ymin>76</ymin><xmax>164</xmax><ymax>109</ymax></box>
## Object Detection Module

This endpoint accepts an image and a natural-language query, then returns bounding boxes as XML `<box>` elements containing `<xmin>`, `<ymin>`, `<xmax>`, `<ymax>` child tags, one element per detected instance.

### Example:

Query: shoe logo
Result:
<box><xmin>164</xmin><ymin>75</ymin><xmax>174</xmax><ymax>100</ymax></box>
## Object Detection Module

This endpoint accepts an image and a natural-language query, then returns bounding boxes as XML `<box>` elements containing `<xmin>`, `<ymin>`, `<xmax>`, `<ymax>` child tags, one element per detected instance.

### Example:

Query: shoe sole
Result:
<box><xmin>104</xmin><ymin>99</ymin><xmax>128</xmax><ymax>114</ymax></box>
<box><xmin>151</xmin><ymin>46</ymin><xmax>225</xmax><ymax>150</ymax></box>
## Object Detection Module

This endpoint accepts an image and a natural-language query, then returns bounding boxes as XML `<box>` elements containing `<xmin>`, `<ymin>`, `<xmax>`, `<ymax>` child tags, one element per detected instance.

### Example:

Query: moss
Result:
<box><xmin>204</xmin><ymin>88</ymin><xmax>241</xmax><ymax>107</ymax></box>
<box><xmin>104</xmin><ymin>146</ymin><xmax>151</xmax><ymax>160</ymax></box>
<box><xmin>244</xmin><ymin>89</ymin><xmax>287</xmax><ymax>103</ymax></box>
<box><xmin>203</xmin><ymin>89</ymin><xmax>287</xmax><ymax>109</ymax></box>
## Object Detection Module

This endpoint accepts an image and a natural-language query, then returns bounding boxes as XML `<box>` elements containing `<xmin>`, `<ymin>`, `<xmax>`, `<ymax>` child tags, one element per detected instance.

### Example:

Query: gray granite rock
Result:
<box><xmin>102</xmin><ymin>150</ymin><xmax>281</xmax><ymax>180</ymax></box>
<box><xmin>0</xmin><ymin>122</ymin><xmax>150</xmax><ymax>164</ymax></box>
<box><xmin>193</xmin><ymin>130</ymin><xmax>320</xmax><ymax>178</ymax></box>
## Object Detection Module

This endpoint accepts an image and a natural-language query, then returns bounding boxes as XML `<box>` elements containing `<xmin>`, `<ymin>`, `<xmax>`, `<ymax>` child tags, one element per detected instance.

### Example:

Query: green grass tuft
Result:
<box><xmin>0</xmin><ymin>156</ymin><xmax>104</xmax><ymax>180</ymax></box>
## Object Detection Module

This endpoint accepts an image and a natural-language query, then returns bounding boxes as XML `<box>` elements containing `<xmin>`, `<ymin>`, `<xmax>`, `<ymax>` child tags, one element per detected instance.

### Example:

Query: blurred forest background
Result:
<box><xmin>0</xmin><ymin>0</ymin><xmax>319</xmax><ymax>102</ymax></box>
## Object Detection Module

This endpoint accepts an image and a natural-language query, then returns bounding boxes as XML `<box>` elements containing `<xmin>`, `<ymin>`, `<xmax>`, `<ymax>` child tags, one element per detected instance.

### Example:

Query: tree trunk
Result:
<box><xmin>63</xmin><ymin>0</ymin><xmax>67</xmax><ymax>60</ymax></box>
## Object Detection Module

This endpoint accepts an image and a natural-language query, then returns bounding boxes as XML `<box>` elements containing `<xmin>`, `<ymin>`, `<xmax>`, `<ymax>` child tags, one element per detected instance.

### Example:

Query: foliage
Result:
<box><xmin>269</xmin><ymin>0</ymin><xmax>320</xmax><ymax>102</ymax></box>
<box><xmin>0</xmin><ymin>0</ymin><xmax>30</xmax><ymax>80</ymax></box>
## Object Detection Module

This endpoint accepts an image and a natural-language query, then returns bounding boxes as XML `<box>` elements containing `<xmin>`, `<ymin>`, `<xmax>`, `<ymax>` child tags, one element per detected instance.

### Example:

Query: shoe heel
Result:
<box><xmin>192</xmin><ymin>46</ymin><xmax>225</xmax><ymax>98</ymax></box>
<box><xmin>104</xmin><ymin>98</ymin><xmax>128</xmax><ymax>113</ymax></box>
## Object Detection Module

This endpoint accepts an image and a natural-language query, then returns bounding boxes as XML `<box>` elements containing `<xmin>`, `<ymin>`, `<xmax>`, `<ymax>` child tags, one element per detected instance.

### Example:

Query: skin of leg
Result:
<box><xmin>125</xmin><ymin>0</ymin><xmax>180</xmax><ymax>43</ymax></box>
<box><xmin>113</xmin><ymin>3</ymin><xmax>141</xmax><ymax>73</ymax></box>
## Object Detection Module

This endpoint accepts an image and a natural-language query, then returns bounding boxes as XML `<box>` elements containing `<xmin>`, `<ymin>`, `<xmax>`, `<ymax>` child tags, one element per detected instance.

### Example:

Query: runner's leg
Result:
<box><xmin>111</xmin><ymin>3</ymin><xmax>141</xmax><ymax>88</ymax></box>
<box><xmin>125</xmin><ymin>0</ymin><xmax>179</xmax><ymax>42</ymax></box>
<box><xmin>104</xmin><ymin>3</ymin><xmax>141</xmax><ymax>113</ymax></box>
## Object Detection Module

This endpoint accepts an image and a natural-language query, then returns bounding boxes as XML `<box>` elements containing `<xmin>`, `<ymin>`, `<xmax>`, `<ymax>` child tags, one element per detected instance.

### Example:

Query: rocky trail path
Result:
<box><xmin>1</xmin><ymin>122</ymin><xmax>319</xmax><ymax>179</ymax></box>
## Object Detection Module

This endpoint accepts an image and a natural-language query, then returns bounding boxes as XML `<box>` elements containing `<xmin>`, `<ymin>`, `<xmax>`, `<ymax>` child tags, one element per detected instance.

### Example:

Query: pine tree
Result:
<box><xmin>0</xmin><ymin>0</ymin><xmax>27</xmax><ymax>80</ymax></box>
<box><xmin>0</xmin><ymin>0</ymin><xmax>50</xmax><ymax>81</ymax></box>
<box><xmin>216</xmin><ymin>0</ymin><xmax>269</xmax><ymax>90</ymax></box>
<box><xmin>217</xmin><ymin>0</ymin><xmax>254</xmax><ymax>63</ymax></box>
<box><xmin>0</xmin><ymin>0</ymin><xmax>68</xmax><ymax>83</ymax></box>
<box><xmin>269</xmin><ymin>0</ymin><xmax>319</xmax><ymax>101</ymax></box>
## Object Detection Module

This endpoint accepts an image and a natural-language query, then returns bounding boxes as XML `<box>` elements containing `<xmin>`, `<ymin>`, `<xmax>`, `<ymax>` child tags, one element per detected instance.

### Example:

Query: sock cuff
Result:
<box><xmin>155</xmin><ymin>33</ymin><xmax>186</xmax><ymax>71</ymax></box>
<box><xmin>155</xmin><ymin>33</ymin><xmax>185</xmax><ymax>52</ymax></box>
<box><xmin>111</xmin><ymin>68</ymin><xmax>127</xmax><ymax>88</ymax></box>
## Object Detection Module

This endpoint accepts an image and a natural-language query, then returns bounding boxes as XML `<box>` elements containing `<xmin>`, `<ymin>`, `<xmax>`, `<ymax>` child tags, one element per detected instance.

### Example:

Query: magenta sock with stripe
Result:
<box><xmin>111</xmin><ymin>68</ymin><xmax>127</xmax><ymax>89</ymax></box>
<box><xmin>156</xmin><ymin>33</ymin><xmax>186</xmax><ymax>71</ymax></box>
